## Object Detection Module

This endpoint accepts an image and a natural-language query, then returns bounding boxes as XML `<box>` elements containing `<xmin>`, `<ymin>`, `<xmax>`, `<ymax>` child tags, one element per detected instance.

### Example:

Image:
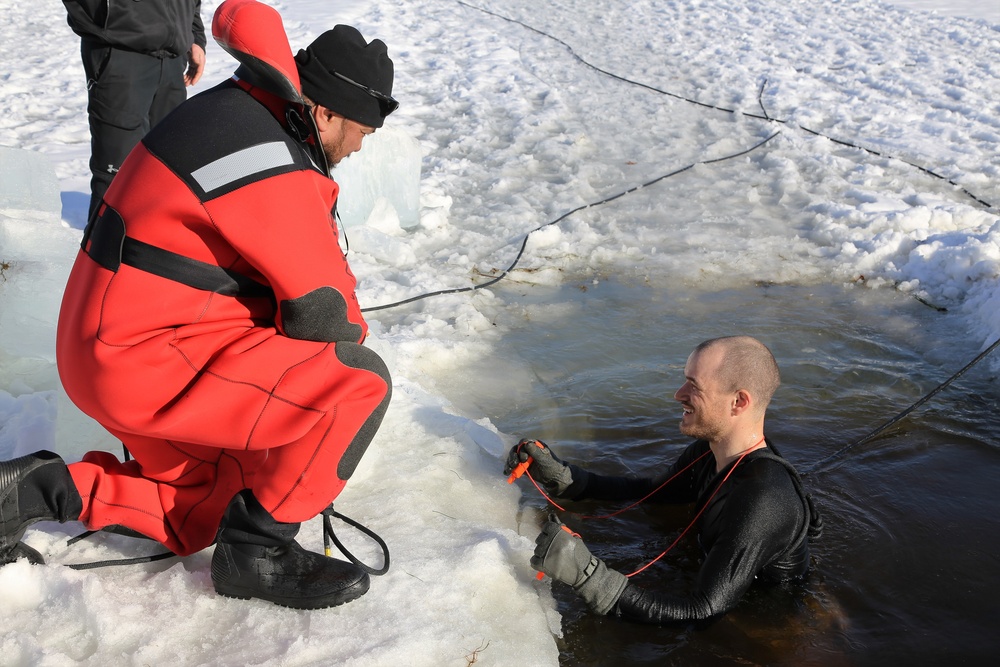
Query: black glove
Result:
<box><xmin>503</xmin><ymin>439</ymin><xmax>579</xmax><ymax>497</ymax></box>
<box><xmin>530</xmin><ymin>515</ymin><xmax>628</xmax><ymax>615</ymax></box>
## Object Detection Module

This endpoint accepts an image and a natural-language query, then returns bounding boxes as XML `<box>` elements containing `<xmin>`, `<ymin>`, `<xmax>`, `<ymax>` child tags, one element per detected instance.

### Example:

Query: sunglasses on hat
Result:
<box><xmin>332</xmin><ymin>70</ymin><xmax>399</xmax><ymax>116</ymax></box>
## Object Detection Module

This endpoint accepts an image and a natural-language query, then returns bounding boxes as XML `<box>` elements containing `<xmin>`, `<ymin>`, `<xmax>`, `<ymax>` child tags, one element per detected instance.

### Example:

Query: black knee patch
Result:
<box><xmin>334</xmin><ymin>344</ymin><xmax>392</xmax><ymax>480</ymax></box>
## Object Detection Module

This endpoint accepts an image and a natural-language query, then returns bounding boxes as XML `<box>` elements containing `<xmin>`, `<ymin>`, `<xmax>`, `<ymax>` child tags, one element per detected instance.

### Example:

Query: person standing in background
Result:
<box><xmin>63</xmin><ymin>0</ymin><xmax>207</xmax><ymax>221</ymax></box>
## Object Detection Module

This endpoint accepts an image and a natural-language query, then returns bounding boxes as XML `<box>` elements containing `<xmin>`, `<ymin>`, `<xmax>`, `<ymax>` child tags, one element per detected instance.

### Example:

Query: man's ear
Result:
<box><xmin>732</xmin><ymin>389</ymin><xmax>752</xmax><ymax>415</ymax></box>
<box><xmin>311</xmin><ymin>104</ymin><xmax>340</xmax><ymax>132</ymax></box>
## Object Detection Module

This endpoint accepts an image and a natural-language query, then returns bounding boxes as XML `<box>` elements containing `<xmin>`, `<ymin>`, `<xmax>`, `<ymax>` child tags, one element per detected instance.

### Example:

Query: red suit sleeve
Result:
<box><xmin>205</xmin><ymin>168</ymin><xmax>368</xmax><ymax>344</ymax></box>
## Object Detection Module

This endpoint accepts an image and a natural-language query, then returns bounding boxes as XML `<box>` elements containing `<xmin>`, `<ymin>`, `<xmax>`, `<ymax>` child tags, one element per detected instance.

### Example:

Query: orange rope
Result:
<box><xmin>624</xmin><ymin>442</ymin><xmax>761</xmax><ymax>577</ymax></box>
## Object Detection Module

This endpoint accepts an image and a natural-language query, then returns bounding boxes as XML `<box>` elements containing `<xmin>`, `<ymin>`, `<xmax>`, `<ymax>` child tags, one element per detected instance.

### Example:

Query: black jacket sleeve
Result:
<box><xmin>65</xmin><ymin>0</ymin><xmax>205</xmax><ymax>55</ymax></box>
<box><xmin>192</xmin><ymin>1</ymin><xmax>206</xmax><ymax>49</ymax></box>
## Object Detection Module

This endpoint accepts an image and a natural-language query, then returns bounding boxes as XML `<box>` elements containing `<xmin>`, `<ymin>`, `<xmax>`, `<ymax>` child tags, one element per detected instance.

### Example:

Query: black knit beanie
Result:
<box><xmin>294</xmin><ymin>25</ymin><xmax>395</xmax><ymax>128</ymax></box>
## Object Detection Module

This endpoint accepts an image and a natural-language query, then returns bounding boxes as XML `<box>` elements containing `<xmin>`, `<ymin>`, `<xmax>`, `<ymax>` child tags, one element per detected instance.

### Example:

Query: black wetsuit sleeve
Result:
<box><xmin>568</xmin><ymin>469</ymin><xmax>660</xmax><ymax>501</ymax></box>
<box><xmin>569</xmin><ymin>441</ymin><xmax>707</xmax><ymax>503</ymax></box>
<box><xmin>609</xmin><ymin>459</ymin><xmax>803</xmax><ymax>625</ymax></box>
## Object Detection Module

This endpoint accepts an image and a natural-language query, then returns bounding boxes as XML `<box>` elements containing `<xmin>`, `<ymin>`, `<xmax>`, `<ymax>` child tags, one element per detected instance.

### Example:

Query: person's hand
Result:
<box><xmin>503</xmin><ymin>438</ymin><xmax>545</xmax><ymax>476</ymax></box>
<box><xmin>185</xmin><ymin>43</ymin><xmax>206</xmax><ymax>86</ymax></box>
<box><xmin>530</xmin><ymin>514</ymin><xmax>628</xmax><ymax>615</ymax></box>
<box><xmin>503</xmin><ymin>439</ymin><xmax>575</xmax><ymax>497</ymax></box>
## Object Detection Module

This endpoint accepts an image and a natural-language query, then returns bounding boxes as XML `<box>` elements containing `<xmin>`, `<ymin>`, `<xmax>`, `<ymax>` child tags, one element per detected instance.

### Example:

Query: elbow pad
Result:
<box><xmin>279</xmin><ymin>286</ymin><xmax>363</xmax><ymax>342</ymax></box>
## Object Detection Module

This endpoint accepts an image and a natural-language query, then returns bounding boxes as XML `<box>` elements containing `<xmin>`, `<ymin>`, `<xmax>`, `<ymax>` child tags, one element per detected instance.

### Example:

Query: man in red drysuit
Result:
<box><xmin>0</xmin><ymin>0</ymin><xmax>396</xmax><ymax>609</ymax></box>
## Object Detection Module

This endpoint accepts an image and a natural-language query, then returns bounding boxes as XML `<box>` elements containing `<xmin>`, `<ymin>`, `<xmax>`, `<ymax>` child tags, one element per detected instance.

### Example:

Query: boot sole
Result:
<box><xmin>0</xmin><ymin>452</ymin><xmax>57</xmax><ymax>546</ymax></box>
<box><xmin>0</xmin><ymin>521</ymin><xmax>36</xmax><ymax>566</ymax></box>
<box><xmin>214</xmin><ymin>573</ymin><xmax>370</xmax><ymax>610</ymax></box>
<box><xmin>0</xmin><ymin>528</ymin><xmax>38</xmax><ymax>566</ymax></box>
<box><xmin>1</xmin><ymin>450</ymin><xmax>78</xmax><ymax>564</ymax></box>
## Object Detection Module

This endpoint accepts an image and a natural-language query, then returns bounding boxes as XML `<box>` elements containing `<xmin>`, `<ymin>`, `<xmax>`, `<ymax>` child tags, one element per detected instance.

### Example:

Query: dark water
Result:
<box><xmin>434</xmin><ymin>277</ymin><xmax>1000</xmax><ymax>666</ymax></box>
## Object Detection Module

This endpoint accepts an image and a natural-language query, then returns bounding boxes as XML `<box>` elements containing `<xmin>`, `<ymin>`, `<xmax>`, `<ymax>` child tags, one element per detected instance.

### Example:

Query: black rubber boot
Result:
<box><xmin>1</xmin><ymin>450</ymin><xmax>83</xmax><ymax>565</ymax></box>
<box><xmin>211</xmin><ymin>490</ymin><xmax>370</xmax><ymax>609</ymax></box>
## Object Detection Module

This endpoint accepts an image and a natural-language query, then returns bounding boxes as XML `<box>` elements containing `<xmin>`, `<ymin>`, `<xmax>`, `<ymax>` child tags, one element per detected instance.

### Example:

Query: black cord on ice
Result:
<box><xmin>322</xmin><ymin>506</ymin><xmax>391</xmax><ymax>576</ymax></box>
<box><xmin>455</xmin><ymin>1</ymin><xmax>994</xmax><ymax>210</ymax></box>
<box><xmin>795</xmin><ymin>125</ymin><xmax>994</xmax><ymax>209</ymax></box>
<box><xmin>455</xmin><ymin>0</ymin><xmax>764</xmax><ymax>119</ymax></box>
<box><xmin>803</xmin><ymin>334</ymin><xmax>1000</xmax><ymax>476</ymax></box>
<box><xmin>757</xmin><ymin>79</ymin><xmax>772</xmax><ymax>121</ymax></box>
<box><xmin>361</xmin><ymin>131</ymin><xmax>781</xmax><ymax>313</ymax></box>
<box><xmin>64</xmin><ymin>550</ymin><xmax>177</xmax><ymax>570</ymax></box>
<box><xmin>63</xmin><ymin>529</ymin><xmax>177</xmax><ymax>570</ymax></box>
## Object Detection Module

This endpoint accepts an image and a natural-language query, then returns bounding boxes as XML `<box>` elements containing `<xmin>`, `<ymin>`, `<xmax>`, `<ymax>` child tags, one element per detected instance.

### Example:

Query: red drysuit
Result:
<box><xmin>55</xmin><ymin>1</ymin><xmax>391</xmax><ymax>556</ymax></box>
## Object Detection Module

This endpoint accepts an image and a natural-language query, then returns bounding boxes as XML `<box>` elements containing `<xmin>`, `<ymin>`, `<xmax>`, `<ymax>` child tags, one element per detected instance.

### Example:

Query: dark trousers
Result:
<box><xmin>81</xmin><ymin>41</ymin><xmax>187</xmax><ymax>221</ymax></box>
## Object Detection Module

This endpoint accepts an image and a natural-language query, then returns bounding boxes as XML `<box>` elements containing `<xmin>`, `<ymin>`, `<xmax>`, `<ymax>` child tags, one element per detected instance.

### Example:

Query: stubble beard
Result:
<box><xmin>679</xmin><ymin>414</ymin><xmax>722</xmax><ymax>442</ymax></box>
<box><xmin>320</xmin><ymin>129</ymin><xmax>347</xmax><ymax>168</ymax></box>
<box><xmin>324</xmin><ymin>140</ymin><xmax>344</xmax><ymax>167</ymax></box>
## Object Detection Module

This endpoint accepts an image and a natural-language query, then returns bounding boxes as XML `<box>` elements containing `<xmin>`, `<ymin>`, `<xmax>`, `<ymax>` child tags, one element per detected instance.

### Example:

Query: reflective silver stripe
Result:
<box><xmin>191</xmin><ymin>142</ymin><xmax>295</xmax><ymax>192</ymax></box>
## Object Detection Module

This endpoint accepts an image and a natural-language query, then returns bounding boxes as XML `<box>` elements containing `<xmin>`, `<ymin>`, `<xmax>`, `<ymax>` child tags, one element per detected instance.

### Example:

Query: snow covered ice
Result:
<box><xmin>2</xmin><ymin>0</ymin><xmax>1000</xmax><ymax>665</ymax></box>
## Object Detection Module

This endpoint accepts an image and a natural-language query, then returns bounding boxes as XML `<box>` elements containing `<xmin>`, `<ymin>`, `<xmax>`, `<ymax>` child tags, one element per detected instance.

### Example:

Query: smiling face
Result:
<box><xmin>673</xmin><ymin>345</ymin><xmax>735</xmax><ymax>442</ymax></box>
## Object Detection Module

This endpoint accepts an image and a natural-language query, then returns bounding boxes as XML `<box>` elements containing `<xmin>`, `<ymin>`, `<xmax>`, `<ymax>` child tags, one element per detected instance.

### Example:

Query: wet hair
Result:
<box><xmin>695</xmin><ymin>336</ymin><xmax>780</xmax><ymax>416</ymax></box>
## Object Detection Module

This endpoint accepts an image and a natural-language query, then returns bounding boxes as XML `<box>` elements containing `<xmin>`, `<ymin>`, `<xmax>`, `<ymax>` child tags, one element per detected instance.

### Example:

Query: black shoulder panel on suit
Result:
<box><xmin>142</xmin><ymin>80</ymin><xmax>317</xmax><ymax>201</ymax></box>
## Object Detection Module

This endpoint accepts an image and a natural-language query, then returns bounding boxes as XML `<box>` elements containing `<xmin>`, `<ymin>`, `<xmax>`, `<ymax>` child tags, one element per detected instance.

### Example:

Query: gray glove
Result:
<box><xmin>503</xmin><ymin>439</ymin><xmax>581</xmax><ymax>498</ymax></box>
<box><xmin>530</xmin><ymin>515</ymin><xmax>628</xmax><ymax>615</ymax></box>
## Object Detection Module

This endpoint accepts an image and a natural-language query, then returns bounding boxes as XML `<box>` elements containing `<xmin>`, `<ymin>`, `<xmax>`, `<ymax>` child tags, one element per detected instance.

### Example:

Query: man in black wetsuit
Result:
<box><xmin>504</xmin><ymin>335</ymin><xmax>821</xmax><ymax>624</ymax></box>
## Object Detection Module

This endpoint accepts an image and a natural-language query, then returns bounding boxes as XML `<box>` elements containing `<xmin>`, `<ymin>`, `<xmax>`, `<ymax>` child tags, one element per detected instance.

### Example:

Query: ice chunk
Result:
<box><xmin>0</xmin><ymin>172</ymin><xmax>79</xmax><ymax>361</ymax></box>
<box><xmin>0</xmin><ymin>147</ymin><xmax>61</xmax><ymax>214</ymax></box>
<box><xmin>0</xmin><ymin>210</ymin><xmax>78</xmax><ymax>361</ymax></box>
<box><xmin>332</xmin><ymin>125</ymin><xmax>421</xmax><ymax>229</ymax></box>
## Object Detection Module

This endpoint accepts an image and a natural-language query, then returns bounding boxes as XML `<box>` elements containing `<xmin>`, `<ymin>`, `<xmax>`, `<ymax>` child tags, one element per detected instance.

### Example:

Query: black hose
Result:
<box><xmin>804</xmin><ymin>335</ymin><xmax>1000</xmax><ymax>475</ymax></box>
<box><xmin>362</xmin><ymin>132</ymin><xmax>780</xmax><ymax>312</ymax></box>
